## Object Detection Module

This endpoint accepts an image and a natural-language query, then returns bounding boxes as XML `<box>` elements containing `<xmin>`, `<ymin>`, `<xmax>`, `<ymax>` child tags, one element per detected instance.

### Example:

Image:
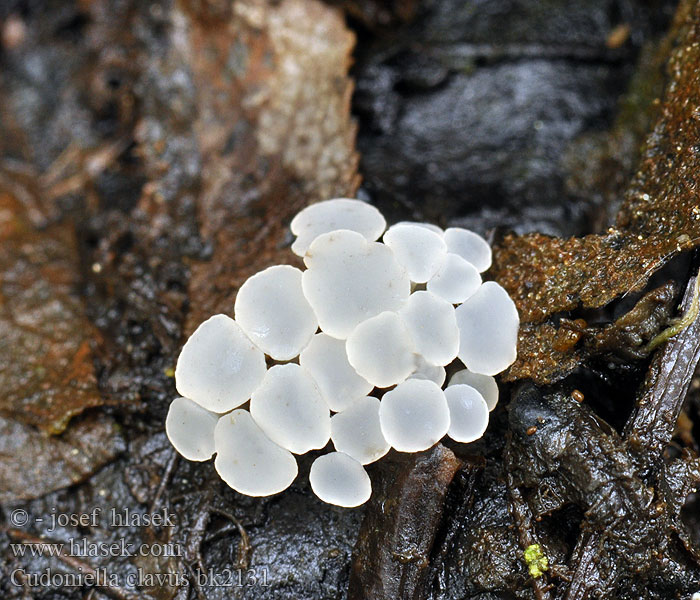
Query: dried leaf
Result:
<box><xmin>0</xmin><ymin>189</ymin><xmax>105</xmax><ymax>433</ymax></box>
<box><xmin>183</xmin><ymin>0</ymin><xmax>360</xmax><ymax>332</ymax></box>
<box><xmin>0</xmin><ymin>413</ymin><xmax>124</xmax><ymax>503</ymax></box>
<box><xmin>493</xmin><ymin>0</ymin><xmax>700</xmax><ymax>382</ymax></box>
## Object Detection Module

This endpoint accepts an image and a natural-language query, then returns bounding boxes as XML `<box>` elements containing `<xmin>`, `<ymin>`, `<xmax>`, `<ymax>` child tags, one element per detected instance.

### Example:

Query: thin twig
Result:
<box><xmin>506</xmin><ymin>470</ymin><xmax>552</xmax><ymax>600</ymax></box>
<box><xmin>624</xmin><ymin>265</ymin><xmax>700</xmax><ymax>468</ymax></box>
<box><xmin>209</xmin><ymin>508</ymin><xmax>251</xmax><ymax>569</ymax></box>
<box><xmin>150</xmin><ymin>448</ymin><xmax>178</xmax><ymax>514</ymax></box>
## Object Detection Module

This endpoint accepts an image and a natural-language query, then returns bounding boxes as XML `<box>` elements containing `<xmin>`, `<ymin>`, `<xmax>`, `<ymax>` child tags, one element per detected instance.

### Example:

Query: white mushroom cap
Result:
<box><xmin>378</xmin><ymin>379</ymin><xmax>450</xmax><ymax>452</ymax></box>
<box><xmin>455</xmin><ymin>281</ymin><xmax>519</xmax><ymax>375</ymax></box>
<box><xmin>250</xmin><ymin>364</ymin><xmax>331</xmax><ymax>454</ymax></box>
<box><xmin>291</xmin><ymin>198</ymin><xmax>386</xmax><ymax>257</ymax></box>
<box><xmin>175</xmin><ymin>314</ymin><xmax>266</xmax><ymax>413</ymax></box>
<box><xmin>165</xmin><ymin>397</ymin><xmax>218</xmax><ymax>461</ymax></box>
<box><xmin>409</xmin><ymin>355</ymin><xmax>446</xmax><ymax>387</ymax></box>
<box><xmin>396</xmin><ymin>221</ymin><xmax>444</xmax><ymax>235</ymax></box>
<box><xmin>399</xmin><ymin>291</ymin><xmax>459</xmax><ymax>366</ymax></box>
<box><xmin>309</xmin><ymin>452</ymin><xmax>372</xmax><ymax>507</ymax></box>
<box><xmin>444</xmin><ymin>227</ymin><xmax>492</xmax><ymax>272</ymax></box>
<box><xmin>214</xmin><ymin>410</ymin><xmax>298</xmax><ymax>496</ymax></box>
<box><xmin>234</xmin><ymin>265</ymin><xmax>318</xmax><ymax>361</ymax></box>
<box><xmin>346</xmin><ymin>311</ymin><xmax>416</xmax><ymax>388</ymax></box>
<box><xmin>383</xmin><ymin>223</ymin><xmax>447</xmax><ymax>283</ymax></box>
<box><xmin>302</xmin><ymin>230</ymin><xmax>411</xmax><ymax>339</ymax></box>
<box><xmin>427</xmin><ymin>253</ymin><xmax>481</xmax><ymax>304</ymax></box>
<box><xmin>330</xmin><ymin>396</ymin><xmax>389</xmax><ymax>464</ymax></box>
<box><xmin>299</xmin><ymin>333</ymin><xmax>373</xmax><ymax>412</ymax></box>
<box><xmin>449</xmin><ymin>369</ymin><xmax>499</xmax><ymax>411</ymax></box>
<box><xmin>445</xmin><ymin>384</ymin><xmax>489</xmax><ymax>443</ymax></box>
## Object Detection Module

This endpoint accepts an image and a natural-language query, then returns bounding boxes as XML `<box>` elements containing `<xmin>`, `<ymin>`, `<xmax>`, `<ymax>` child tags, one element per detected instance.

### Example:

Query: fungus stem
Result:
<box><xmin>645</xmin><ymin>274</ymin><xmax>700</xmax><ymax>352</ymax></box>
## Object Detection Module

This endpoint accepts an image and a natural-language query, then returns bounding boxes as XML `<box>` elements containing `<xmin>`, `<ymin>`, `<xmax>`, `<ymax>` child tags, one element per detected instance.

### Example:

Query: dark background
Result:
<box><xmin>2</xmin><ymin>1</ymin><xmax>699</xmax><ymax>599</ymax></box>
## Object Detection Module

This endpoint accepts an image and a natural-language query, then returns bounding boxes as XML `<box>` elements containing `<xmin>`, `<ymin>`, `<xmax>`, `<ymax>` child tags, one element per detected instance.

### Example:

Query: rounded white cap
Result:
<box><xmin>309</xmin><ymin>452</ymin><xmax>372</xmax><ymax>507</ymax></box>
<box><xmin>175</xmin><ymin>314</ymin><xmax>266</xmax><ymax>413</ymax></box>
<box><xmin>443</xmin><ymin>227</ymin><xmax>492</xmax><ymax>272</ymax></box>
<box><xmin>291</xmin><ymin>198</ymin><xmax>386</xmax><ymax>257</ymax></box>
<box><xmin>346</xmin><ymin>311</ymin><xmax>416</xmax><ymax>388</ymax></box>
<box><xmin>214</xmin><ymin>410</ymin><xmax>298</xmax><ymax>496</ymax></box>
<box><xmin>383</xmin><ymin>223</ymin><xmax>447</xmax><ymax>283</ymax></box>
<box><xmin>445</xmin><ymin>384</ymin><xmax>489</xmax><ymax>443</ymax></box>
<box><xmin>250</xmin><ymin>364</ymin><xmax>331</xmax><ymax>454</ymax></box>
<box><xmin>302</xmin><ymin>230</ymin><xmax>410</xmax><ymax>339</ymax></box>
<box><xmin>427</xmin><ymin>253</ymin><xmax>481</xmax><ymax>304</ymax></box>
<box><xmin>165</xmin><ymin>397</ymin><xmax>218</xmax><ymax>461</ymax></box>
<box><xmin>449</xmin><ymin>369</ymin><xmax>499</xmax><ymax>411</ymax></box>
<box><xmin>395</xmin><ymin>221</ymin><xmax>444</xmax><ymax>235</ymax></box>
<box><xmin>399</xmin><ymin>291</ymin><xmax>459</xmax><ymax>366</ymax></box>
<box><xmin>299</xmin><ymin>333</ymin><xmax>373</xmax><ymax>412</ymax></box>
<box><xmin>455</xmin><ymin>281</ymin><xmax>519</xmax><ymax>375</ymax></box>
<box><xmin>379</xmin><ymin>379</ymin><xmax>450</xmax><ymax>452</ymax></box>
<box><xmin>330</xmin><ymin>396</ymin><xmax>389</xmax><ymax>464</ymax></box>
<box><xmin>234</xmin><ymin>265</ymin><xmax>318</xmax><ymax>361</ymax></box>
<box><xmin>409</xmin><ymin>354</ymin><xmax>446</xmax><ymax>387</ymax></box>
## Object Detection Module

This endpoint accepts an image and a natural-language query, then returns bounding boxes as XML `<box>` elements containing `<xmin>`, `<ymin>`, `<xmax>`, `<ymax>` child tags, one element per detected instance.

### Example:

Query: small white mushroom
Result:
<box><xmin>378</xmin><ymin>379</ymin><xmax>450</xmax><ymax>452</ymax></box>
<box><xmin>291</xmin><ymin>198</ymin><xmax>386</xmax><ymax>257</ymax></box>
<box><xmin>443</xmin><ymin>227</ymin><xmax>492</xmax><ymax>272</ymax></box>
<box><xmin>383</xmin><ymin>223</ymin><xmax>447</xmax><ymax>283</ymax></box>
<box><xmin>455</xmin><ymin>281</ymin><xmax>519</xmax><ymax>375</ymax></box>
<box><xmin>175</xmin><ymin>314</ymin><xmax>266</xmax><ymax>413</ymax></box>
<box><xmin>346</xmin><ymin>311</ymin><xmax>416</xmax><ymax>388</ymax></box>
<box><xmin>445</xmin><ymin>384</ymin><xmax>489</xmax><ymax>443</ymax></box>
<box><xmin>309</xmin><ymin>452</ymin><xmax>372</xmax><ymax>507</ymax></box>
<box><xmin>449</xmin><ymin>369</ymin><xmax>499</xmax><ymax>411</ymax></box>
<box><xmin>399</xmin><ymin>291</ymin><xmax>459</xmax><ymax>366</ymax></box>
<box><xmin>396</xmin><ymin>221</ymin><xmax>444</xmax><ymax>235</ymax></box>
<box><xmin>299</xmin><ymin>333</ymin><xmax>373</xmax><ymax>412</ymax></box>
<box><xmin>234</xmin><ymin>265</ymin><xmax>318</xmax><ymax>361</ymax></box>
<box><xmin>409</xmin><ymin>355</ymin><xmax>446</xmax><ymax>387</ymax></box>
<box><xmin>330</xmin><ymin>396</ymin><xmax>390</xmax><ymax>464</ymax></box>
<box><xmin>427</xmin><ymin>253</ymin><xmax>481</xmax><ymax>304</ymax></box>
<box><xmin>214</xmin><ymin>410</ymin><xmax>298</xmax><ymax>496</ymax></box>
<box><xmin>302</xmin><ymin>230</ymin><xmax>411</xmax><ymax>339</ymax></box>
<box><xmin>165</xmin><ymin>397</ymin><xmax>218</xmax><ymax>461</ymax></box>
<box><xmin>249</xmin><ymin>364</ymin><xmax>331</xmax><ymax>454</ymax></box>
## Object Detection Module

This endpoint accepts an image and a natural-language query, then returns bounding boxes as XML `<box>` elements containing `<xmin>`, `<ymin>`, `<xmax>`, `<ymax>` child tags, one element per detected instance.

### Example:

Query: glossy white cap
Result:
<box><xmin>330</xmin><ymin>396</ymin><xmax>389</xmax><ymax>464</ymax></box>
<box><xmin>250</xmin><ymin>364</ymin><xmax>331</xmax><ymax>454</ymax></box>
<box><xmin>379</xmin><ymin>379</ymin><xmax>450</xmax><ymax>452</ymax></box>
<box><xmin>427</xmin><ymin>253</ymin><xmax>481</xmax><ymax>304</ymax></box>
<box><xmin>175</xmin><ymin>314</ymin><xmax>266</xmax><ymax>413</ymax></box>
<box><xmin>291</xmin><ymin>198</ymin><xmax>386</xmax><ymax>257</ymax></box>
<box><xmin>443</xmin><ymin>227</ymin><xmax>492</xmax><ymax>272</ymax></box>
<box><xmin>309</xmin><ymin>452</ymin><xmax>372</xmax><ymax>507</ymax></box>
<box><xmin>455</xmin><ymin>281</ymin><xmax>519</xmax><ymax>375</ymax></box>
<box><xmin>235</xmin><ymin>265</ymin><xmax>318</xmax><ymax>360</ymax></box>
<box><xmin>214</xmin><ymin>410</ymin><xmax>298</xmax><ymax>496</ymax></box>
<box><xmin>346</xmin><ymin>311</ymin><xmax>416</xmax><ymax>388</ymax></box>
<box><xmin>445</xmin><ymin>384</ymin><xmax>489</xmax><ymax>443</ymax></box>
<box><xmin>299</xmin><ymin>333</ymin><xmax>372</xmax><ymax>412</ymax></box>
<box><xmin>165</xmin><ymin>397</ymin><xmax>218</xmax><ymax>461</ymax></box>
<box><xmin>383</xmin><ymin>223</ymin><xmax>447</xmax><ymax>283</ymax></box>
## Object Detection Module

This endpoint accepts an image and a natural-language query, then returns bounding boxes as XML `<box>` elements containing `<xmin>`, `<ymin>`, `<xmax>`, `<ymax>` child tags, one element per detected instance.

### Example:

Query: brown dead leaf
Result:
<box><xmin>0</xmin><ymin>413</ymin><xmax>124</xmax><ymax>503</ymax></box>
<box><xmin>0</xmin><ymin>189</ymin><xmax>105</xmax><ymax>434</ymax></box>
<box><xmin>493</xmin><ymin>0</ymin><xmax>700</xmax><ymax>383</ymax></box>
<box><xmin>182</xmin><ymin>0</ymin><xmax>360</xmax><ymax>332</ymax></box>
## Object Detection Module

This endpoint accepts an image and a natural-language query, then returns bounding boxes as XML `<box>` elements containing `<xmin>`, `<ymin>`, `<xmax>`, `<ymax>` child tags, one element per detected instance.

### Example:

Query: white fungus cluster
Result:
<box><xmin>166</xmin><ymin>199</ymin><xmax>519</xmax><ymax>507</ymax></box>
